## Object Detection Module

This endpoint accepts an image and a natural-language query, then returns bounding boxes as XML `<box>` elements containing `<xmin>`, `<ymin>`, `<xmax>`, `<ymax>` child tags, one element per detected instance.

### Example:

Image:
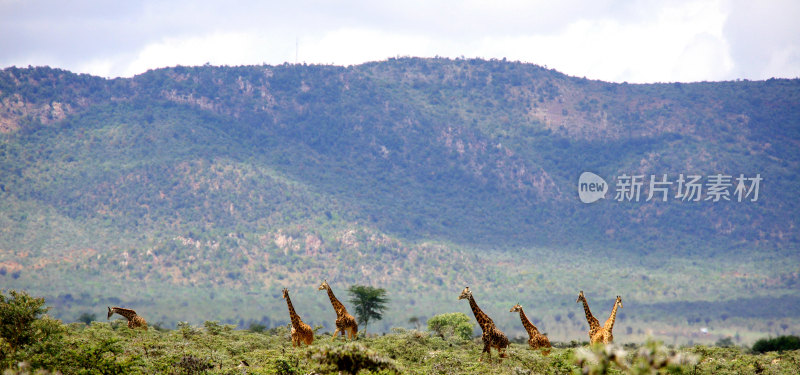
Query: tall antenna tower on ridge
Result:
<box><xmin>295</xmin><ymin>37</ymin><xmax>298</xmax><ymax>64</ymax></box>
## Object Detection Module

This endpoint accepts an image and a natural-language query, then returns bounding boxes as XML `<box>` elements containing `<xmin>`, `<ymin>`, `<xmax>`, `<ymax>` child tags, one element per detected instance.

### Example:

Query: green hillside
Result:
<box><xmin>0</xmin><ymin>58</ymin><xmax>798</xmax><ymax>344</ymax></box>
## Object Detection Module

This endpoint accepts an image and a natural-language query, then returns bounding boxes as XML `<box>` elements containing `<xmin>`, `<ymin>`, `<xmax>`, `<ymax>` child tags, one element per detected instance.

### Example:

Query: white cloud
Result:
<box><xmin>123</xmin><ymin>32</ymin><xmax>288</xmax><ymax>76</ymax></box>
<box><xmin>456</xmin><ymin>0</ymin><xmax>733</xmax><ymax>83</ymax></box>
<box><xmin>298</xmin><ymin>28</ymin><xmax>432</xmax><ymax>66</ymax></box>
<box><xmin>723</xmin><ymin>0</ymin><xmax>800</xmax><ymax>79</ymax></box>
<box><xmin>1</xmin><ymin>0</ymin><xmax>797</xmax><ymax>82</ymax></box>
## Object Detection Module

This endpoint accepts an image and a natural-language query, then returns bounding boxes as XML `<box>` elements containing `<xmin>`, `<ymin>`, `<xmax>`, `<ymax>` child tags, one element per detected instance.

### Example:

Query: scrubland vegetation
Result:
<box><xmin>2</xmin><ymin>290</ymin><xmax>799</xmax><ymax>374</ymax></box>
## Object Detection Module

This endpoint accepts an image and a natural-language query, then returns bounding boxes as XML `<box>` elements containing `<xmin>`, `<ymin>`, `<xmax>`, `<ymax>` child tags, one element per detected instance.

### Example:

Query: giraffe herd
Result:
<box><xmin>107</xmin><ymin>283</ymin><xmax>622</xmax><ymax>362</ymax></box>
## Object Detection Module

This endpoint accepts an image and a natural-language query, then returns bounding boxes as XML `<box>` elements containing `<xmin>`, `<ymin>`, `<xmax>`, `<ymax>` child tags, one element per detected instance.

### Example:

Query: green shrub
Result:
<box><xmin>0</xmin><ymin>290</ymin><xmax>67</xmax><ymax>370</ymax></box>
<box><xmin>427</xmin><ymin>313</ymin><xmax>474</xmax><ymax>341</ymax></box>
<box><xmin>271</xmin><ymin>355</ymin><xmax>300</xmax><ymax>375</ymax></box>
<box><xmin>62</xmin><ymin>338</ymin><xmax>140</xmax><ymax>374</ymax></box>
<box><xmin>76</xmin><ymin>312</ymin><xmax>96</xmax><ymax>326</ymax></box>
<box><xmin>173</xmin><ymin>354</ymin><xmax>213</xmax><ymax>374</ymax></box>
<box><xmin>0</xmin><ymin>290</ymin><xmax>49</xmax><ymax>355</ymax></box>
<box><xmin>309</xmin><ymin>343</ymin><xmax>398</xmax><ymax>374</ymax></box>
<box><xmin>203</xmin><ymin>320</ymin><xmax>223</xmax><ymax>335</ymax></box>
<box><xmin>715</xmin><ymin>336</ymin><xmax>735</xmax><ymax>347</ymax></box>
<box><xmin>248</xmin><ymin>322</ymin><xmax>267</xmax><ymax>333</ymax></box>
<box><xmin>752</xmin><ymin>335</ymin><xmax>800</xmax><ymax>353</ymax></box>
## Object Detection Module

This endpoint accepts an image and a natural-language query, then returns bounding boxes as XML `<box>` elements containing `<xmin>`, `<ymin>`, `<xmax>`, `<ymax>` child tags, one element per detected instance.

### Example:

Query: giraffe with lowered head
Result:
<box><xmin>458</xmin><ymin>286</ymin><xmax>509</xmax><ymax>362</ymax></box>
<box><xmin>318</xmin><ymin>280</ymin><xmax>358</xmax><ymax>340</ymax></box>
<box><xmin>282</xmin><ymin>288</ymin><xmax>314</xmax><ymax>346</ymax></box>
<box><xmin>510</xmin><ymin>303</ymin><xmax>551</xmax><ymax>351</ymax></box>
<box><xmin>107</xmin><ymin>306</ymin><xmax>148</xmax><ymax>330</ymax></box>
<box><xmin>592</xmin><ymin>295</ymin><xmax>623</xmax><ymax>344</ymax></box>
<box><xmin>576</xmin><ymin>290</ymin><xmax>601</xmax><ymax>342</ymax></box>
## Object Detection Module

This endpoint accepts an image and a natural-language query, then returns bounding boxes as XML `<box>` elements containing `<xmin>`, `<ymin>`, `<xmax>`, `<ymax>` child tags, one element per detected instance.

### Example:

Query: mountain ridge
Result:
<box><xmin>0</xmin><ymin>58</ymin><xmax>798</xmax><ymax>342</ymax></box>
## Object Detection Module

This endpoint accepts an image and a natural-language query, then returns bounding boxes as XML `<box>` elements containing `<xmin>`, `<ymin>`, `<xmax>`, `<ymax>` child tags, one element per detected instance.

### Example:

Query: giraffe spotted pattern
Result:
<box><xmin>282</xmin><ymin>288</ymin><xmax>314</xmax><ymax>346</ymax></box>
<box><xmin>107</xmin><ymin>306</ymin><xmax>148</xmax><ymax>330</ymax></box>
<box><xmin>318</xmin><ymin>280</ymin><xmax>358</xmax><ymax>340</ymax></box>
<box><xmin>459</xmin><ymin>286</ymin><xmax>508</xmax><ymax>362</ymax></box>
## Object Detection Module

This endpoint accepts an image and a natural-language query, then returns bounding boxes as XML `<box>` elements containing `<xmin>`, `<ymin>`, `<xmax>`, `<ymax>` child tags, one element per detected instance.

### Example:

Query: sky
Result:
<box><xmin>1</xmin><ymin>0</ymin><xmax>798</xmax><ymax>83</ymax></box>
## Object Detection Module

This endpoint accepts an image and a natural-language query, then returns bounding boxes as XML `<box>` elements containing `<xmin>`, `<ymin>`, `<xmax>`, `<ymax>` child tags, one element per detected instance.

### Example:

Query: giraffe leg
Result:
<box><xmin>480</xmin><ymin>336</ymin><xmax>491</xmax><ymax>362</ymax></box>
<box><xmin>331</xmin><ymin>328</ymin><xmax>341</xmax><ymax>340</ymax></box>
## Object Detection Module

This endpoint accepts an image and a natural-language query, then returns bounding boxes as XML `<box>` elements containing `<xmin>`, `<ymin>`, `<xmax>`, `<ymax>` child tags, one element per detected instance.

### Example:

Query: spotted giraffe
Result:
<box><xmin>576</xmin><ymin>291</ymin><xmax>601</xmax><ymax>342</ymax></box>
<box><xmin>458</xmin><ymin>286</ymin><xmax>509</xmax><ymax>362</ymax></box>
<box><xmin>107</xmin><ymin>306</ymin><xmax>148</xmax><ymax>330</ymax></box>
<box><xmin>318</xmin><ymin>280</ymin><xmax>358</xmax><ymax>340</ymax></box>
<box><xmin>592</xmin><ymin>295</ymin><xmax>623</xmax><ymax>344</ymax></box>
<box><xmin>282</xmin><ymin>288</ymin><xmax>314</xmax><ymax>346</ymax></box>
<box><xmin>510</xmin><ymin>303</ymin><xmax>551</xmax><ymax>351</ymax></box>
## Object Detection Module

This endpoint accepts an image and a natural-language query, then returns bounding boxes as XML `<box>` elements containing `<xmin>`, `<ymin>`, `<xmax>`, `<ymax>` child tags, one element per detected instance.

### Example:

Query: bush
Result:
<box><xmin>249</xmin><ymin>322</ymin><xmax>267</xmax><ymax>333</ymax></box>
<box><xmin>63</xmin><ymin>338</ymin><xmax>140</xmax><ymax>374</ymax></box>
<box><xmin>752</xmin><ymin>335</ymin><xmax>800</xmax><ymax>353</ymax></box>
<box><xmin>427</xmin><ymin>313</ymin><xmax>474</xmax><ymax>341</ymax></box>
<box><xmin>309</xmin><ymin>343</ymin><xmax>398</xmax><ymax>374</ymax></box>
<box><xmin>715</xmin><ymin>336</ymin><xmax>734</xmax><ymax>347</ymax></box>
<box><xmin>173</xmin><ymin>354</ymin><xmax>213</xmax><ymax>374</ymax></box>
<box><xmin>76</xmin><ymin>312</ymin><xmax>96</xmax><ymax>325</ymax></box>
<box><xmin>0</xmin><ymin>290</ymin><xmax>49</xmax><ymax>354</ymax></box>
<box><xmin>272</xmin><ymin>355</ymin><xmax>300</xmax><ymax>375</ymax></box>
<box><xmin>0</xmin><ymin>290</ymin><xmax>74</xmax><ymax>372</ymax></box>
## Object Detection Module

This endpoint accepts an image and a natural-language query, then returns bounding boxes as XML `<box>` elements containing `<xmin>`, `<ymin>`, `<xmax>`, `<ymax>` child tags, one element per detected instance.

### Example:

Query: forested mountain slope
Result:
<box><xmin>1</xmin><ymin>58</ymin><xmax>798</xmax><ymax>343</ymax></box>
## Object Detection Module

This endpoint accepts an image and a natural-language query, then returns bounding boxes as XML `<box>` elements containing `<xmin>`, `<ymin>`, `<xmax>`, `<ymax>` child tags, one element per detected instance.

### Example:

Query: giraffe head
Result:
<box><xmin>576</xmin><ymin>290</ymin><xmax>585</xmax><ymax>303</ymax></box>
<box><xmin>458</xmin><ymin>286</ymin><xmax>472</xmax><ymax>300</ymax></box>
<box><xmin>616</xmin><ymin>295</ymin><xmax>623</xmax><ymax>309</ymax></box>
<box><xmin>318</xmin><ymin>280</ymin><xmax>330</xmax><ymax>291</ymax></box>
<box><xmin>510</xmin><ymin>303</ymin><xmax>523</xmax><ymax>313</ymax></box>
<box><xmin>107</xmin><ymin>306</ymin><xmax>113</xmax><ymax>319</ymax></box>
<box><xmin>282</xmin><ymin>288</ymin><xmax>289</xmax><ymax>299</ymax></box>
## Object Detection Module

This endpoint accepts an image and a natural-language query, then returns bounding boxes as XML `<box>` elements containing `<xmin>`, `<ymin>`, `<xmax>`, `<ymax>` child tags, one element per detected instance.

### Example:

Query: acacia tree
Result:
<box><xmin>347</xmin><ymin>285</ymin><xmax>389</xmax><ymax>335</ymax></box>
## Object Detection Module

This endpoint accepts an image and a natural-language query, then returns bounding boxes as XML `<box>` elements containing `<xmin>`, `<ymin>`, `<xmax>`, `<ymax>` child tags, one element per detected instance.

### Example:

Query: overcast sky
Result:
<box><xmin>1</xmin><ymin>0</ymin><xmax>798</xmax><ymax>83</ymax></box>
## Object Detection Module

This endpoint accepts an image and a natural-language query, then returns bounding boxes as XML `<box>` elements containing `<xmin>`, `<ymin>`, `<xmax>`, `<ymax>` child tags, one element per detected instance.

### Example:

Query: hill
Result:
<box><xmin>0</xmin><ymin>58</ymin><xmax>798</xmax><ymax>344</ymax></box>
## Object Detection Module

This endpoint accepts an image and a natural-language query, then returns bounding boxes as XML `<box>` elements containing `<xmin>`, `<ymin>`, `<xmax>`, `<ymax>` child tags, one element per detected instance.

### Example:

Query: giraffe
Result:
<box><xmin>318</xmin><ymin>280</ymin><xmax>358</xmax><ymax>340</ymax></box>
<box><xmin>107</xmin><ymin>306</ymin><xmax>148</xmax><ymax>330</ymax></box>
<box><xmin>510</xmin><ymin>303</ymin><xmax>551</xmax><ymax>351</ymax></box>
<box><xmin>592</xmin><ymin>296</ymin><xmax>623</xmax><ymax>344</ymax></box>
<box><xmin>282</xmin><ymin>288</ymin><xmax>314</xmax><ymax>346</ymax></box>
<box><xmin>458</xmin><ymin>286</ymin><xmax>509</xmax><ymax>362</ymax></box>
<box><xmin>576</xmin><ymin>290</ymin><xmax>601</xmax><ymax>342</ymax></box>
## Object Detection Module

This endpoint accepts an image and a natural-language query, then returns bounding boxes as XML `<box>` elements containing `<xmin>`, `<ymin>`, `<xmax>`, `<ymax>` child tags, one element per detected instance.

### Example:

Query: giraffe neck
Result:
<box><xmin>112</xmin><ymin>307</ymin><xmax>136</xmax><ymax>321</ymax></box>
<box><xmin>326</xmin><ymin>287</ymin><xmax>347</xmax><ymax>316</ymax></box>
<box><xmin>607</xmin><ymin>301</ymin><xmax>620</xmax><ymax>330</ymax></box>
<box><xmin>467</xmin><ymin>295</ymin><xmax>493</xmax><ymax>329</ymax></box>
<box><xmin>581</xmin><ymin>298</ymin><xmax>600</xmax><ymax>329</ymax></box>
<box><xmin>284</xmin><ymin>294</ymin><xmax>302</xmax><ymax>327</ymax></box>
<box><xmin>517</xmin><ymin>307</ymin><xmax>539</xmax><ymax>335</ymax></box>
